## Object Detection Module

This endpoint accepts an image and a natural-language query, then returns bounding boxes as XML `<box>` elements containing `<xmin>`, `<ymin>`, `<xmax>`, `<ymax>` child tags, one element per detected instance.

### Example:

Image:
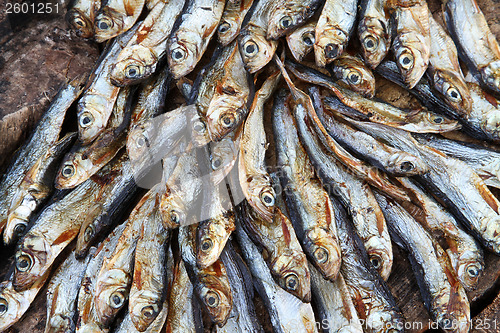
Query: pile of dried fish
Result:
<box><xmin>1</xmin><ymin>0</ymin><xmax>500</xmax><ymax>331</ymax></box>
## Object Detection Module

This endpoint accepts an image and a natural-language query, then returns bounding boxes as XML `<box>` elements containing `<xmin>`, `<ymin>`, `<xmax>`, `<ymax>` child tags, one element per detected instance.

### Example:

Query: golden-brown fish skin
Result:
<box><xmin>331</xmin><ymin>54</ymin><xmax>376</xmax><ymax>98</ymax></box>
<box><xmin>358</xmin><ymin>0</ymin><xmax>391</xmax><ymax>68</ymax></box>
<box><xmin>217</xmin><ymin>0</ymin><xmax>254</xmax><ymax>46</ymax></box>
<box><xmin>67</xmin><ymin>0</ymin><xmax>101</xmax><ymax>38</ymax></box>
<box><xmin>286</xmin><ymin>20</ymin><xmax>316</xmax><ymax>62</ymax></box>
<box><xmin>266</xmin><ymin>0</ymin><xmax>322</xmax><ymax>40</ymax></box>
<box><xmin>314</xmin><ymin>0</ymin><xmax>357</xmax><ymax>67</ymax></box>
<box><xmin>166</xmin><ymin>0</ymin><xmax>226</xmax><ymax>79</ymax></box>
<box><xmin>390</xmin><ymin>0</ymin><xmax>431</xmax><ymax>88</ymax></box>
<box><xmin>94</xmin><ymin>0</ymin><xmax>145</xmax><ymax>43</ymax></box>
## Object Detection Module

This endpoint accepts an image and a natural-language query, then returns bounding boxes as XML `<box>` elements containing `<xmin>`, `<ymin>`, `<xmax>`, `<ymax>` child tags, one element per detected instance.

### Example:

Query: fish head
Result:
<box><xmin>246</xmin><ymin>178</ymin><xmax>276</xmax><ymax>222</ymax></box>
<box><xmin>304</xmin><ymin>227</ymin><xmax>341</xmax><ymax>280</ymax></box>
<box><xmin>76</xmin><ymin>220</ymin><xmax>97</xmax><ymax>259</ymax></box>
<box><xmin>480</xmin><ymin>60</ymin><xmax>500</xmax><ymax>95</ymax></box>
<box><xmin>66</xmin><ymin>9</ymin><xmax>94</xmax><ymax>38</ymax></box>
<box><xmin>314</xmin><ymin>27</ymin><xmax>348</xmax><ymax>67</ymax></box>
<box><xmin>207</xmin><ymin>96</ymin><xmax>247</xmax><ymax>141</ymax></box>
<box><xmin>238</xmin><ymin>26</ymin><xmax>278</xmax><ymax>73</ymax></box>
<box><xmin>94</xmin><ymin>8</ymin><xmax>125</xmax><ymax>43</ymax></box>
<box><xmin>196</xmin><ymin>266</ymin><xmax>233</xmax><ymax>326</ymax></box>
<box><xmin>94</xmin><ymin>269</ymin><xmax>131</xmax><ymax>327</ymax></box>
<box><xmin>271</xmin><ymin>251</ymin><xmax>311</xmax><ymax>302</ymax></box>
<box><xmin>111</xmin><ymin>46</ymin><xmax>158</xmax><ymax>86</ymax></box>
<box><xmin>167</xmin><ymin>38</ymin><xmax>198</xmax><ymax>79</ymax></box>
<box><xmin>196</xmin><ymin>214</ymin><xmax>234</xmax><ymax>269</ymax></box>
<box><xmin>410</xmin><ymin>112</ymin><xmax>460</xmax><ymax>133</ymax></box>
<box><xmin>386</xmin><ymin>151</ymin><xmax>428</xmax><ymax>176</ymax></box>
<box><xmin>55</xmin><ymin>152</ymin><xmax>93</xmax><ymax>189</ymax></box>
<box><xmin>267</xmin><ymin>3</ymin><xmax>315</xmax><ymax>40</ymax></box>
<box><xmin>286</xmin><ymin>25</ymin><xmax>315</xmax><ymax>62</ymax></box>
<box><xmin>129</xmin><ymin>291</ymin><xmax>162</xmax><ymax>331</ymax></box>
<box><xmin>4</xmin><ymin>192</ymin><xmax>37</xmax><ymax>245</ymax></box>
<box><xmin>364</xmin><ymin>236</ymin><xmax>393</xmax><ymax>281</ymax></box>
<box><xmin>159</xmin><ymin>190</ymin><xmax>188</xmax><ymax>229</ymax></box>
<box><xmin>0</xmin><ymin>282</ymin><xmax>28</xmax><ymax>331</ymax></box>
<box><xmin>217</xmin><ymin>19</ymin><xmax>238</xmax><ymax>46</ymax></box>
<box><xmin>46</xmin><ymin>314</ymin><xmax>74</xmax><ymax>333</ymax></box>
<box><xmin>187</xmin><ymin>111</ymin><xmax>211</xmax><ymax>148</ymax></box>
<box><xmin>393</xmin><ymin>32</ymin><xmax>430</xmax><ymax>89</ymax></box>
<box><xmin>431</xmin><ymin>70</ymin><xmax>472</xmax><ymax>116</ymax></box>
<box><xmin>482</xmin><ymin>109</ymin><xmax>500</xmax><ymax>141</ymax></box>
<box><xmin>77</xmin><ymin>96</ymin><xmax>108</xmax><ymax>144</ymax></box>
<box><xmin>331</xmin><ymin>57</ymin><xmax>376</xmax><ymax>98</ymax></box>
<box><xmin>448</xmin><ymin>248</ymin><xmax>483</xmax><ymax>291</ymax></box>
<box><xmin>358</xmin><ymin>17</ymin><xmax>390</xmax><ymax>69</ymax></box>
<box><xmin>13</xmin><ymin>235</ymin><xmax>50</xmax><ymax>290</ymax></box>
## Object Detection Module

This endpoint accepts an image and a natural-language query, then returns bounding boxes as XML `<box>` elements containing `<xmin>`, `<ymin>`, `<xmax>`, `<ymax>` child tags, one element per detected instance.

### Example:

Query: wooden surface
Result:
<box><xmin>1</xmin><ymin>0</ymin><xmax>500</xmax><ymax>332</ymax></box>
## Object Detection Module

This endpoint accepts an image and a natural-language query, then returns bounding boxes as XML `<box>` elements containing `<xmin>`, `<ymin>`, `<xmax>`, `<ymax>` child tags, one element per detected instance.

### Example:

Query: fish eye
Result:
<box><xmin>73</xmin><ymin>17</ymin><xmax>86</xmax><ymax>28</ymax></box>
<box><xmin>126</xmin><ymin>65</ymin><xmax>141</xmax><ymax>79</ymax></box>
<box><xmin>346</xmin><ymin>69</ymin><xmax>362</xmax><ymax>85</ymax></box>
<box><xmin>109</xmin><ymin>291</ymin><xmax>126</xmax><ymax>309</ymax></box>
<box><xmin>218</xmin><ymin>21</ymin><xmax>230</xmax><ymax>34</ymax></box>
<box><xmin>279</xmin><ymin>16</ymin><xmax>292</xmax><ymax>30</ymax></box>
<box><xmin>398</xmin><ymin>51</ymin><xmax>414</xmax><ymax>70</ymax></box>
<box><xmin>466</xmin><ymin>264</ymin><xmax>480</xmax><ymax>277</ymax></box>
<box><xmin>136</xmin><ymin>135</ymin><xmax>146</xmax><ymax>148</ymax></box>
<box><xmin>324</xmin><ymin>43</ymin><xmax>340</xmax><ymax>60</ymax></box>
<box><xmin>432</xmin><ymin>116</ymin><xmax>443</xmax><ymax>124</ymax></box>
<box><xmin>170</xmin><ymin>210</ymin><xmax>181</xmax><ymax>225</ymax></box>
<box><xmin>97</xmin><ymin>17</ymin><xmax>113</xmax><ymax>31</ymax></box>
<box><xmin>0</xmin><ymin>298</ymin><xmax>7</xmax><ymax>315</ymax></box>
<box><xmin>446</xmin><ymin>86</ymin><xmax>462</xmax><ymax>102</ymax></box>
<box><xmin>61</xmin><ymin>164</ymin><xmax>75</xmax><ymax>178</ymax></box>
<box><xmin>193</xmin><ymin>120</ymin><xmax>205</xmax><ymax>133</ymax></box>
<box><xmin>16</xmin><ymin>254</ymin><xmax>33</xmax><ymax>272</ymax></box>
<box><xmin>141</xmin><ymin>305</ymin><xmax>156</xmax><ymax>319</ymax></box>
<box><xmin>400</xmin><ymin>161</ymin><xmax>414</xmax><ymax>172</ymax></box>
<box><xmin>302</xmin><ymin>32</ymin><xmax>315</xmax><ymax>46</ymax></box>
<box><xmin>363</xmin><ymin>36</ymin><xmax>378</xmax><ymax>51</ymax></box>
<box><xmin>370</xmin><ymin>255</ymin><xmax>381</xmax><ymax>269</ymax></box>
<box><xmin>79</xmin><ymin>112</ymin><xmax>94</xmax><ymax>128</ymax></box>
<box><xmin>219</xmin><ymin>112</ymin><xmax>236</xmax><ymax>128</ymax></box>
<box><xmin>171</xmin><ymin>47</ymin><xmax>186</xmax><ymax>62</ymax></box>
<box><xmin>314</xmin><ymin>247</ymin><xmax>328</xmax><ymax>264</ymax></box>
<box><xmin>260</xmin><ymin>190</ymin><xmax>275</xmax><ymax>207</ymax></box>
<box><xmin>211</xmin><ymin>157</ymin><xmax>222</xmax><ymax>170</ymax></box>
<box><xmin>205</xmin><ymin>291</ymin><xmax>220</xmax><ymax>307</ymax></box>
<box><xmin>84</xmin><ymin>225</ymin><xmax>94</xmax><ymax>242</ymax></box>
<box><xmin>285</xmin><ymin>274</ymin><xmax>299</xmax><ymax>291</ymax></box>
<box><xmin>243</xmin><ymin>40</ymin><xmax>259</xmax><ymax>57</ymax></box>
<box><xmin>14</xmin><ymin>223</ymin><xmax>27</xmax><ymax>237</ymax></box>
<box><xmin>201</xmin><ymin>239</ymin><xmax>213</xmax><ymax>252</ymax></box>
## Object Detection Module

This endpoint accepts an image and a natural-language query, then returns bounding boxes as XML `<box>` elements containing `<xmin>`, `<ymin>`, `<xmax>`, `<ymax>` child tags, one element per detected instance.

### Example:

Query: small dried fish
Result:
<box><xmin>0</xmin><ymin>269</ymin><xmax>50</xmax><ymax>331</ymax></box>
<box><xmin>287</xmin><ymin>60</ymin><xmax>460</xmax><ymax>133</ymax></box>
<box><xmin>427</xmin><ymin>15</ymin><xmax>472</xmax><ymax>117</ymax></box>
<box><xmin>266</xmin><ymin>0</ymin><xmax>322</xmax><ymax>39</ymax></box>
<box><xmin>273</xmin><ymin>91</ymin><xmax>341</xmax><ymax>281</ymax></box>
<box><xmin>375</xmin><ymin>192</ymin><xmax>471</xmax><ymax>333</ymax></box>
<box><xmin>94</xmin><ymin>0</ymin><xmax>145</xmax><ymax>42</ymax></box>
<box><xmin>332</xmin><ymin>196</ymin><xmax>404</xmax><ymax>333</ymax></box>
<box><xmin>238</xmin><ymin>70</ymin><xmax>281</xmax><ymax>222</ymax></box>
<box><xmin>0</xmin><ymin>77</ymin><xmax>83</xmax><ymax>236</ymax></box>
<box><xmin>110</xmin><ymin>0</ymin><xmax>184</xmax><ymax>86</ymax></box>
<box><xmin>314</xmin><ymin>0</ymin><xmax>357</xmax><ymax>66</ymax></box>
<box><xmin>66</xmin><ymin>0</ymin><xmax>101</xmax><ymax>38</ymax></box>
<box><xmin>235</xmin><ymin>225</ymin><xmax>318</xmax><ymax>333</ymax></box>
<box><xmin>358</xmin><ymin>0</ymin><xmax>392</xmax><ymax>68</ymax></box>
<box><xmin>444</xmin><ymin>0</ymin><xmax>500</xmax><ymax>97</ymax></box>
<box><xmin>394</xmin><ymin>177</ymin><xmax>484</xmax><ymax>291</ymax></box>
<box><xmin>4</xmin><ymin>133</ymin><xmax>76</xmax><ymax>245</ymax></box>
<box><xmin>389</xmin><ymin>0</ymin><xmax>431</xmax><ymax>88</ymax></box>
<box><xmin>286</xmin><ymin>19</ymin><xmax>316</xmax><ymax>62</ymax></box>
<box><xmin>45</xmin><ymin>251</ymin><xmax>92</xmax><ymax>333</ymax></box>
<box><xmin>179</xmin><ymin>224</ymin><xmax>233</xmax><ymax>326</ymax></box>
<box><xmin>217</xmin><ymin>0</ymin><xmax>254</xmax><ymax>46</ymax></box>
<box><xmin>329</xmin><ymin>54</ymin><xmax>376</xmax><ymax>98</ymax></box>
<box><xmin>77</xmin><ymin>27</ymin><xmax>136</xmax><ymax>144</ymax></box>
<box><xmin>237</xmin><ymin>0</ymin><xmax>278</xmax><ymax>73</ymax></box>
<box><xmin>166</xmin><ymin>0</ymin><xmax>226</xmax><ymax>79</ymax></box>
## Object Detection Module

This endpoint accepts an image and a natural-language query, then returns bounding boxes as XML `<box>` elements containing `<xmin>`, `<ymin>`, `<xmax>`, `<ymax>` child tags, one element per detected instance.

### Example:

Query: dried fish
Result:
<box><xmin>329</xmin><ymin>54</ymin><xmax>376</xmax><ymax>98</ymax></box>
<box><xmin>266</xmin><ymin>0</ymin><xmax>322</xmax><ymax>39</ymax></box>
<box><xmin>94</xmin><ymin>0</ymin><xmax>145</xmax><ymax>42</ymax></box>
<box><xmin>217</xmin><ymin>0</ymin><xmax>254</xmax><ymax>46</ymax></box>
<box><xmin>286</xmin><ymin>19</ymin><xmax>316</xmax><ymax>62</ymax></box>
<box><xmin>67</xmin><ymin>0</ymin><xmax>101</xmax><ymax>38</ymax></box>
